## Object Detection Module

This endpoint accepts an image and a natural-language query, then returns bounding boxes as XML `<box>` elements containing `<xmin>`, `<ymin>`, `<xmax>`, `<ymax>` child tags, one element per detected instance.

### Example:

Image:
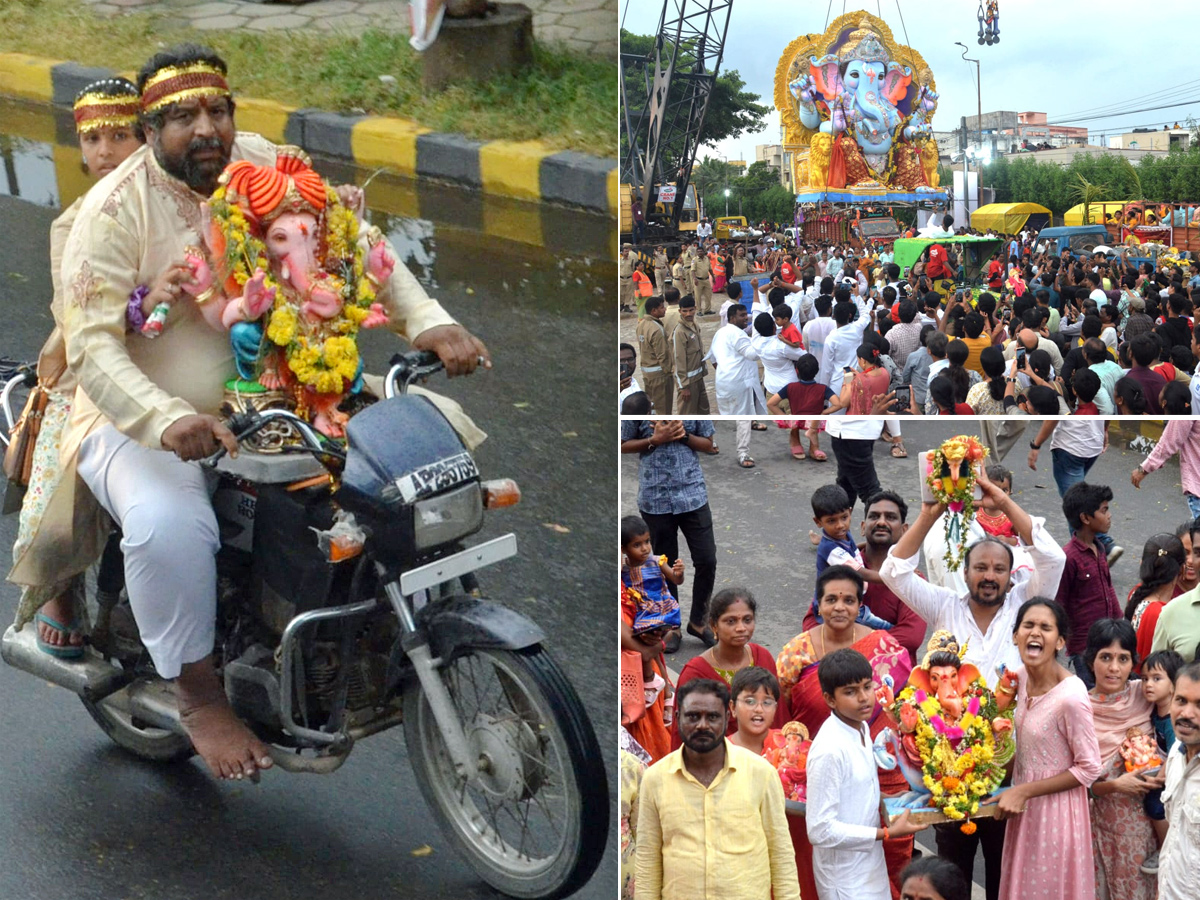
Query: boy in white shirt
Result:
<box><xmin>807</xmin><ymin>644</ymin><xmax>921</xmax><ymax>900</ymax></box>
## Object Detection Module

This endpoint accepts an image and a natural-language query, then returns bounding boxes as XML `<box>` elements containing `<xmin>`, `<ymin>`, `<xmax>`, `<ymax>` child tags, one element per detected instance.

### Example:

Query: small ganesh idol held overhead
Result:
<box><xmin>163</xmin><ymin>149</ymin><xmax>395</xmax><ymax>437</ymax></box>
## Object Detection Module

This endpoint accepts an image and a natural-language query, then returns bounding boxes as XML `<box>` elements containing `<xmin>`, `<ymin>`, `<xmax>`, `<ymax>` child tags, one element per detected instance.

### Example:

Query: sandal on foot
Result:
<box><xmin>750</xmin><ymin>421</ymin><xmax>767</xmax><ymax>431</ymax></box>
<box><xmin>890</xmin><ymin>442</ymin><xmax>909</xmax><ymax>459</ymax></box>
<box><xmin>663</xmin><ymin>628</ymin><xmax>682</xmax><ymax>654</ymax></box>
<box><xmin>34</xmin><ymin>612</ymin><xmax>84</xmax><ymax>660</ymax></box>
<box><xmin>790</xmin><ymin>444</ymin><xmax>806</xmax><ymax>460</ymax></box>
<box><xmin>686</xmin><ymin>623</ymin><xmax>718</xmax><ymax>648</ymax></box>
<box><xmin>809</xmin><ymin>447</ymin><xmax>828</xmax><ymax>461</ymax></box>
<box><xmin>738</xmin><ymin>457</ymin><xmax>756</xmax><ymax>468</ymax></box>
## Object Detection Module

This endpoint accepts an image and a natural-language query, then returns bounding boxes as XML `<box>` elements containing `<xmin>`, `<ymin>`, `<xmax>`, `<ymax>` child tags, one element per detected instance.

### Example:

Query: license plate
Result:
<box><xmin>395</xmin><ymin>452</ymin><xmax>479</xmax><ymax>503</ymax></box>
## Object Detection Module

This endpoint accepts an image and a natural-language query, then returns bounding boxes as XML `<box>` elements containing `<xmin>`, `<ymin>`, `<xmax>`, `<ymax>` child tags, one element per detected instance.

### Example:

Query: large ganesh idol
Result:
<box><xmin>776</xmin><ymin>12</ymin><xmax>944</xmax><ymax>199</ymax></box>
<box><xmin>184</xmin><ymin>148</ymin><xmax>393</xmax><ymax>438</ymax></box>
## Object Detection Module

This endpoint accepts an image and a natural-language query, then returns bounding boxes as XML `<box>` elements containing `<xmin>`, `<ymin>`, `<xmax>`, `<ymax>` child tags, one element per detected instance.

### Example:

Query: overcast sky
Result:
<box><xmin>620</xmin><ymin>0</ymin><xmax>1200</xmax><ymax>165</ymax></box>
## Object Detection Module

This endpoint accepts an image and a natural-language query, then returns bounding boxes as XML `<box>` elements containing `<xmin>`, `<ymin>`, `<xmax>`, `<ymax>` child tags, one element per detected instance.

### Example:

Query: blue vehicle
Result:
<box><xmin>1037</xmin><ymin>225</ymin><xmax>1111</xmax><ymax>259</ymax></box>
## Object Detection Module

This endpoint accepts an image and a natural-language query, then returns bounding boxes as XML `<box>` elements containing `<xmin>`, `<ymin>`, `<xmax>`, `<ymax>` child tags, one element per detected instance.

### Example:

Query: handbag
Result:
<box><xmin>4</xmin><ymin>384</ymin><xmax>49</xmax><ymax>494</ymax></box>
<box><xmin>620</xmin><ymin>649</ymin><xmax>647</xmax><ymax>726</ymax></box>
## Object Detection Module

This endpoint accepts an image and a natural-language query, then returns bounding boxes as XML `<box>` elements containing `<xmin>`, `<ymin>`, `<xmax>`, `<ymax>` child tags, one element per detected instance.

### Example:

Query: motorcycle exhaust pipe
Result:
<box><xmin>0</xmin><ymin>624</ymin><xmax>128</xmax><ymax>702</ymax></box>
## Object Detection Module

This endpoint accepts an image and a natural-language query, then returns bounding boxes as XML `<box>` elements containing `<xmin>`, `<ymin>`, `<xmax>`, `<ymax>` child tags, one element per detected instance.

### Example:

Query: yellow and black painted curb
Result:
<box><xmin>0</xmin><ymin>53</ymin><xmax>618</xmax><ymax>217</ymax></box>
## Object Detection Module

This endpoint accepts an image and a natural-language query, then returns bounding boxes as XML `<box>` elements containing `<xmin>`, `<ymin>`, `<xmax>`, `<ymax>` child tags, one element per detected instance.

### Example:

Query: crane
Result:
<box><xmin>619</xmin><ymin>0</ymin><xmax>733</xmax><ymax>241</ymax></box>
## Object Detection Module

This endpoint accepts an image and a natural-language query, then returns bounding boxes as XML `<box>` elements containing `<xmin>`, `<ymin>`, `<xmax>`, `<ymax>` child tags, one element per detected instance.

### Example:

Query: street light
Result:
<box><xmin>955</xmin><ymin>41</ymin><xmax>983</xmax><ymax>215</ymax></box>
<box><xmin>724</xmin><ymin>187</ymin><xmax>731</xmax><ymax>216</ymax></box>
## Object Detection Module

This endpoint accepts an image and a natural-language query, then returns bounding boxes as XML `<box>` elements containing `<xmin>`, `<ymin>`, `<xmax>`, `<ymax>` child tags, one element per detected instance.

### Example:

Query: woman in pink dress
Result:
<box><xmin>1086</xmin><ymin>618</ymin><xmax>1161</xmax><ymax>900</ymax></box>
<box><xmin>996</xmin><ymin>598</ymin><xmax>1103</xmax><ymax>900</ymax></box>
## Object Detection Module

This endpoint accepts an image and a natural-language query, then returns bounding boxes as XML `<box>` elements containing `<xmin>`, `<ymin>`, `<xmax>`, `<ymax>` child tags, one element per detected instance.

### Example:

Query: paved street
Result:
<box><xmin>76</xmin><ymin>0</ymin><xmax>616</xmax><ymax>55</ymax></box>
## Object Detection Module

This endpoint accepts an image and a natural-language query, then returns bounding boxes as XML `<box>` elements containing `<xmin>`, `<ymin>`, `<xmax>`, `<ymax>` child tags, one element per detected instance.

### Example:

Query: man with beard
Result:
<box><xmin>802</xmin><ymin>491</ymin><xmax>928</xmax><ymax>659</ymax></box>
<box><xmin>59</xmin><ymin>44</ymin><xmax>488</xmax><ymax>783</ymax></box>
<box><xmin>634</xmin><ymin>679</ymin><xmax>799</xmax><ymax>900</ymax></box>
<box><xmin>1159</xmin><ymin>660</ymin><xmax>1200</xmax><ymax>900</ymax></box>
<box><xmin>879</xmin><ymin>467</ymin><xmax>1066</xmax><ymax>900</ymax></box>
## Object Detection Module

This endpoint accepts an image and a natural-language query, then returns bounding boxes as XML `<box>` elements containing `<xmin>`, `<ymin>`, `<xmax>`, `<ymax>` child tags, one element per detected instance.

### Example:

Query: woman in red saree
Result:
<box><xmin>776</xmin><ymin>565</ymin><xmax>914</xmax><ymax>900</ymax></box>
<box><xmin>672</xmin><ymin>587</ymin><xmax>786</xmax><ymax>749</ymax></box>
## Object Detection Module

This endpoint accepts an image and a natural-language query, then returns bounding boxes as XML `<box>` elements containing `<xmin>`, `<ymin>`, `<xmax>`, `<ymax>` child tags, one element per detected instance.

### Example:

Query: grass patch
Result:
<box><xmin>0</xmin><ymin>0</ymin><xmax>614</xmax><ymax>155</ymax></box>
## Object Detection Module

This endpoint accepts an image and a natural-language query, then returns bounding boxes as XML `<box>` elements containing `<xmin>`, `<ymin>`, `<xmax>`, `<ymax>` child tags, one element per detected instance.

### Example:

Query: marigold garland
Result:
<box><xmin>891</xmin><ymin>679</ymin><xmax>1014</xmax><ymax>830</ymax></box>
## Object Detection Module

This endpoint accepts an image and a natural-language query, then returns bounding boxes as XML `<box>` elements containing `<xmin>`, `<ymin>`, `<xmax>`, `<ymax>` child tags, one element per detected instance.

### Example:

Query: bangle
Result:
<box><xmin>126</xmin><ymin>285</ymin><xmax>149</xmax><ymax>331</ymax></box>
<box><xmin>882</xmin><ymin>825</ymin><xmax>890</xmax><ymax>842</ymax></box>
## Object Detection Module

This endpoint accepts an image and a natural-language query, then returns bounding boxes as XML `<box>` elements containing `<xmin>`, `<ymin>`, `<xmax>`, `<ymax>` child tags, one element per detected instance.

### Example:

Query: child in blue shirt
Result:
<box><xmin>808</xmin><ymin>484</ymin><xmax>892</xmax><ymax>631</ymax></box>
<box><xmin>1139</xmin><ymin>648</ymin><xmax>1185</xmax><ymax>874</ymax></box>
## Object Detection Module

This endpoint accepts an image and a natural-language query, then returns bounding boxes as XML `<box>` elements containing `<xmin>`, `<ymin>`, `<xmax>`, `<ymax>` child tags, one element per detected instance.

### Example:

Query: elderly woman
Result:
<box><xmin>776</xmin><ymin>565</ymin><xmax>913</xmax><ymax>900</ymax></box>
<box><xmin>1086</xmin><ymin>618</ymin><xmax>1161</xmax><ymax>900</ymax></box>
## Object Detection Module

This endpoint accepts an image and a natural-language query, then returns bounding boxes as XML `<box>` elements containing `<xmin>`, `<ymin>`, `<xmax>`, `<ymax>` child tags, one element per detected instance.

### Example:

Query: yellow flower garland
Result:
<box><xmin>890</xmin><ymin>678</ymin><xmax>1014</xmax><ymax>830</ymax></box>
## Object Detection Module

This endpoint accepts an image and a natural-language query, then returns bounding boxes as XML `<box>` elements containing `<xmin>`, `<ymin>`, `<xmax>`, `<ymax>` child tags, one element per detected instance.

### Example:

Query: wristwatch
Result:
<box><xmin>1029</xmin><ymin>440</ymin><xmax>1042</xmax><ymax>450</ymax></box>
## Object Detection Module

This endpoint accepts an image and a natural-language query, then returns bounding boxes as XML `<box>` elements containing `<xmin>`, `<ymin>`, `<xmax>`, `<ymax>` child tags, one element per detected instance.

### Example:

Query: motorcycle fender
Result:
<box><xmin>388</xmin><ymin>596</ymin><xmax>545</xmax><ymax>689</ymax></box>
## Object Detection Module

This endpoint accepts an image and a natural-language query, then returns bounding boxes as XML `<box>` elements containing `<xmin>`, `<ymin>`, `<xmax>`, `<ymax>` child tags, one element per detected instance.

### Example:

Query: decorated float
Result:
<box><xmin>874</xmin><ymin>631</ymin><xmax>1018</xmax><ymax>833</ymax></box>
<box><xmin>775</xmin><ymin>12</ymin><xmax>948</xmax><ymax>208</ymax></box>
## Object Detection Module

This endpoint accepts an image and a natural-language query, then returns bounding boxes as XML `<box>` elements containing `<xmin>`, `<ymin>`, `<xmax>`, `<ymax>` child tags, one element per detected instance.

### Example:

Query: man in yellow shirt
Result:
<box><xmin>635</xmin><ymin>680</ymin><xmax>800</xmax><ymax>900</ymax></box>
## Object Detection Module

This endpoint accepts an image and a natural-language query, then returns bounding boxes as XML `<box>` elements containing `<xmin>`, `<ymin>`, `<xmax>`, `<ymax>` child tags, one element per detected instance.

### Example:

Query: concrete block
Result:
<box><xmin>416</xmin><ymin>133</ymin><xmax>483</xmax><ymax>187</ymax></box>
<box><xmin>421</xmin><ymin>3</ymin><xmax>532</xmax><ymax>92</ymax></box>
<box><xmin>540</xmin><ymin>150</ymin><xmax>615</xmax><ymax>213</ymax></box>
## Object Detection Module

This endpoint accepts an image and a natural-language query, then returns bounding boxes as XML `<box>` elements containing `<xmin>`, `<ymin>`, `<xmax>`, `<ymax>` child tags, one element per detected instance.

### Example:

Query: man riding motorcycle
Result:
<box><xmin>59</xmin><ymin>43</ymin><xmax>490</xmax><ymax>782</ymax></box>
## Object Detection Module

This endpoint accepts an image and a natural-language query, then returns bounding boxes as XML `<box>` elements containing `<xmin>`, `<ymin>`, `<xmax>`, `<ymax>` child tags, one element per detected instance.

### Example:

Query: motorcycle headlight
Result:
<box><xmin>413</xmin><ymin>482</ymin><xmax>485</xmax><ymax>551</ymax></box>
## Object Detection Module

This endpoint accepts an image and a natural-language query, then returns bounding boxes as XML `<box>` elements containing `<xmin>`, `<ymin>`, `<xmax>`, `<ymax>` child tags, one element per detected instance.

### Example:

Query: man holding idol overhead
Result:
<box><xmin>878</xmin><ymin>437</ymin><xmax>1067</xmax><ymax>900</ymax></box>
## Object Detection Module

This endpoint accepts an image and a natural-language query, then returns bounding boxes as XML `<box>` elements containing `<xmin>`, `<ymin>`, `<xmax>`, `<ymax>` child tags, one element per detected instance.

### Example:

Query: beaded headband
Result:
<box><xmin>73</xmin><ymin>79</ymin><xmax>140</xmax><ymax>134</ymax></box>
<box><xmin>141</xmin><ymin>61</ymin><xmax>231</xmax><ymax>114</ymax></box>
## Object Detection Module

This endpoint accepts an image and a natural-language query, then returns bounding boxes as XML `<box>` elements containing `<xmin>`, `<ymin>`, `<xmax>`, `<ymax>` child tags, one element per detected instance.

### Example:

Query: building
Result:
<box><xmin>958</xmin><ymin>110</ymin><xmax>1087</xmax><ymax>156</ymax></box>
<box><xmin>727</xmin><ymin>158</ymin><xmax>748</xmax><ymax>172</ymax></box>
<box><xmin>755</xmin><ymin>143</ymin><xmax>793</xmax><ymax>190</ymax></box>
<box><xmin>1113</xmin><ymin>126</ymin><xmax>1191</xmax><ymax>152</ymax></box>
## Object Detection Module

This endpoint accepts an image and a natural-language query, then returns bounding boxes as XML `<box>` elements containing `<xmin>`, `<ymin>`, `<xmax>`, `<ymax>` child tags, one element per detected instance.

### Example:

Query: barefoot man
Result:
<box><xmin>60</xmin><ymin>43</ymin><xmax>489</xmax><ymax>780</ymax></box>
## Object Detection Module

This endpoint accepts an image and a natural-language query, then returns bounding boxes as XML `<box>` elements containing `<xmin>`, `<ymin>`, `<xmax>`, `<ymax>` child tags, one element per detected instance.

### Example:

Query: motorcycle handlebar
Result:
<box><xmin>202</xmin><ymin>407</ymin><xmax>333</xmax><ymax>467</ymax></box>
<box><xmin>1</xmin><ymin>365</ymin><xmax>38</xmax><ymax>442</ymax></box>
<box><xmin>385</xmin><ymin>350</ymin><xmax>445</xmax><ymax>399</ymax></box>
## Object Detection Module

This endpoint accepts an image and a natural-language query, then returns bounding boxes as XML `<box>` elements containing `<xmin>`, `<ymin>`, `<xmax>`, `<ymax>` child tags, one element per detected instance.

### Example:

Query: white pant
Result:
<box><xmin>735</xmin><ymin>420</ymin><xmax>751</xmax><ymax>459</ymax></box>
<box><xmin>77</xmin><ymin>425</ymin><xmax>220</xmax><ymax>679</ymax></box>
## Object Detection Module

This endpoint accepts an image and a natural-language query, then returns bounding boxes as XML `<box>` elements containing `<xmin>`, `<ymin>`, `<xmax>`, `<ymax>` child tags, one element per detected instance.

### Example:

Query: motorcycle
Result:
<box><xmin>0</xmin><ymin>352</ymin><xmax>608</xmax><ymax>899</ymax></box>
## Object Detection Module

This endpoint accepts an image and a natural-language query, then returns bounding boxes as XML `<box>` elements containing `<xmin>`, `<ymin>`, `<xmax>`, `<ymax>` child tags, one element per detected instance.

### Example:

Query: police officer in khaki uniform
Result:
<box><xmin>671</xmin><ymin>294</ymin><xmax>710</xmax><ymax>414</ymax></box>
<box><xmin>635</xmin><ymin>294</ymin><xmax>673</xmax><ymax>414</ymax></box>
<box><xmin>619</xmin><ymin>243</ymin><xmax>635</xmax><ymax>312</ymax></box>
<box><xmin>672</xmin><ymin>253</ymin><xmax>688</xmax><ymax>299</ymax></box>
<box><xmin>692</xmin><ymin>248</ymin><xmax>713</xmax><ymax>315</ymax></box>
<box><xmin>662</xmin><ymin>285</ymin><xmax>681</xmax><ymax>338</ymax></box>
<box><xmin>653</xmin><ymin>246</ymin><xmax>670</xmax><ymax>293</ymax></box>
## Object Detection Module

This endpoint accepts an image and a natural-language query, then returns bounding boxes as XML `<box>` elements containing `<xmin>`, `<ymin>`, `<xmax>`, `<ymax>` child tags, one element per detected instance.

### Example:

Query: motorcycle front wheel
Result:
<box><xmin>402</xmin><ymin>645</ymin><xmax>608</xmax><ymax>899</ymax></box>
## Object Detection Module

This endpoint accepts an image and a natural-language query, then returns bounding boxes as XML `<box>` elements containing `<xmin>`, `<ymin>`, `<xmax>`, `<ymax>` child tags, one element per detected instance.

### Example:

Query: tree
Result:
<box><xmin>620</xmin><ymin>30</ymin><xmax>770</xmax><ymax>163</ymax></box>
<box><xmin>1067</xmin><ymin>174</ymin><xmax>1107</xmax><ymax>225</ymax></box>
<box><xmin>691</xmin><ymin>156</ymin><xmax>733</xmax><ymax>200</ymax></box>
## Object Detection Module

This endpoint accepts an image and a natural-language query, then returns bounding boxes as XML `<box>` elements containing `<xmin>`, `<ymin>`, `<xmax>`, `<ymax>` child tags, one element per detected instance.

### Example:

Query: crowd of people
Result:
<box><xmin>620</xmin><ymin>420</ymin><xmax>1200</xmax><ymax>900</ymax></box>
<box><xmin>619</xmin><ymin>216</ymin><xmax>1200</xmax><ymax>419</ymax></box>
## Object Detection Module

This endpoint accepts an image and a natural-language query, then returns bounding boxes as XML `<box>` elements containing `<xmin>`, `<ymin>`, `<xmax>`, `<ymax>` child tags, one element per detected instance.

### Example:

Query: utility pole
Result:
<box><xmin>955</xmin><ymin>42</ymin><xmax>983</xmax><ymax>215</ymax></box>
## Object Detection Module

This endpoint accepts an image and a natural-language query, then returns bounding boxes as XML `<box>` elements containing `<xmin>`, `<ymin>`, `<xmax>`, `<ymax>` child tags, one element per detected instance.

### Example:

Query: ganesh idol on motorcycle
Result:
<box><xmin>56</xmin><ymin>43</ymin><xmax>490</xmax><ymax>782</ymax></box>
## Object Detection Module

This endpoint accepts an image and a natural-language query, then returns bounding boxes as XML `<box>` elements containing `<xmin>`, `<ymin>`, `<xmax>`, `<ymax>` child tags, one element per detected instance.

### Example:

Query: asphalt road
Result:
<box><xmin>621</xmin><ymin>417</ymin><xmax>1185</xmax><ymax>894</ymax></box>
<box><xmin>0</xmin><ymin>168</ymin><xmax>617</xmax><ymax>899</ymax></box>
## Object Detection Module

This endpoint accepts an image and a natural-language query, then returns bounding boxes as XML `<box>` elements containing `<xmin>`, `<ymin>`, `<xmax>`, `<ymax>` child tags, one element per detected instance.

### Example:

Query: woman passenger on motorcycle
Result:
<box><xmin>8</xmin><ymin>78</ymin><xmax>157</xmax><ymax>656</ymax></box>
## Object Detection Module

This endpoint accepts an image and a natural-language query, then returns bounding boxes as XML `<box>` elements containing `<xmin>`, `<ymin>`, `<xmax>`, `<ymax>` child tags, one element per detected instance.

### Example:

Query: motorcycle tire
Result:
<box><xmin>402</xmin><ymin>645</ymin><xmax>608</xmax><ymax>899</ymax></box>
<box><xmin>81</xmin><ymin>689</ymin><xmax>194</xmax><ymax>763</ymax></box>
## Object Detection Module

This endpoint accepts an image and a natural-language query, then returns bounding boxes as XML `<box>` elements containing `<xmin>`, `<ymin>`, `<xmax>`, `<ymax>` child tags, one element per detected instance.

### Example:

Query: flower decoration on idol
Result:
<box><xmin>873</xmin><ymin>631</ymin><xmax>1017</xmax><ymax>833</ymax></box>
<box><xmin>926</xmin><ymin>435</ymin><xmax>989</xmax><ymax>571</ymax></box>
<box><xmin>196</xmin><ymin>147</ymin><xmax>394</xmax><ymax>437</ymax></box>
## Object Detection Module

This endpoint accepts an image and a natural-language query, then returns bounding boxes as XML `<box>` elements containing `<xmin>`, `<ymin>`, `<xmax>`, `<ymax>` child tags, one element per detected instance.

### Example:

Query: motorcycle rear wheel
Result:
<box><xmin>402</xmin><ymin>645</ymin><xmax>607</xmax><ymax>899</ymax></box>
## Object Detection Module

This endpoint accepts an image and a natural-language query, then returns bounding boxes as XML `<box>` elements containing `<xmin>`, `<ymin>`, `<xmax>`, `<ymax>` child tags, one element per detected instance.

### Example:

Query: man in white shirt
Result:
<box><xmin>1190</xmin><ymin>325</ymin><xmax>1200</xmax><ymax>413</ymax></box>
<box><xmin>880</xmin><ymin>467</ymin><xmax>1067</xmax><ymax>689</ymax></box>
<box><xmin>696</xmin><ymin>218</ymin><xmax>713</xmax><ymax>241</ymax></box>
<box><xmin>1159</xmin><ymin>661</ymin><xmax>1200</xmax><ymax>900</ymax></box>
<box><xmin>817</xmin><ymin>291</ymin><xmax>874</xmax><ymax>396</ymax></box>
<box><xmin>880</xmin><ymin>467</ymin><xmax>1066</xmax><ymax>900</ymax></box>
<box><xmin>803</xmin><ymin>295</ymin><xmax>837</xmax><ymax>371</ymax></box>
<box><xmin>751</xmin><ymin>312</ymin><xmax>803</xmax><ymax>398</ymax></box>
<box><xmin>708</xmin><ymin>304</ymin><xmax>764</xmax><ymax>415</ymax></box>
